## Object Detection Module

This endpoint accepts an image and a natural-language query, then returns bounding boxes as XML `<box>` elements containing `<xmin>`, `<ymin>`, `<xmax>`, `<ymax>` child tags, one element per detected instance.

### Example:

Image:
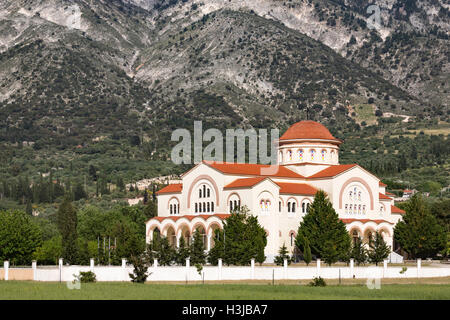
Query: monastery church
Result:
<box><xmin>146</xmin><ymin>120</ymin><xmax>405</xmax><ymax>262</ymax></box>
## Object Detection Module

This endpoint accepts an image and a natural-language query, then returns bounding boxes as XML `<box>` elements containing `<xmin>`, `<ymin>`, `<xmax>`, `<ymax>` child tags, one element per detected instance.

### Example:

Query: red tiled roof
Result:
<box><xmin>391</xmin><ymin>205</ymin><xmax>405</xmax><ymax>214</ymax></box>
<box><xmin>156</xmin><ymin>184</ymin><xmax>182</xmax><ymax>194</ymax></box>
<box><xmin>340</xmin><ymin>218</ymin><xmax>394</xmax><ymax>225</ymax></box>
<box><xmin>280</xmin><ymin>120</ymin><xmax>342</xmax><ymax>143</ymax></box>
<box><xmin>148</xmin><ymin>214</ymin><xmax>230</xmax><ymax>223</ymax></box>
<box><xmin>379</xmin><ymin>193</ymin><xmax>392</xmax><ymax>200</ymax></box>
<box><xmin>204</xmin><ymin>161</ymin><xmax>304</xmax><ymax>178</ymax></box>
<box><xmin>308</xmin><ymin>164</ymin><xmax>358</xmax><ymax>178</ymax></box>
<box><xmin>386</xmin><ymin>192</ymin><xmax>396</xmax><ymax>196</ymax></box>
<box><xmin>275</xmin><ymin>182</ymin><xmax>318</xmax><ymax>195</ymax></box>
<box><xmin>224</xmin><ymin>177</ymin><xmax>267</xmax><ymax>189</ymax></box>
<box><xmin>379</xmin><ymin>182</ymin><xmax>387</xmax><ymax>187</ymax></box>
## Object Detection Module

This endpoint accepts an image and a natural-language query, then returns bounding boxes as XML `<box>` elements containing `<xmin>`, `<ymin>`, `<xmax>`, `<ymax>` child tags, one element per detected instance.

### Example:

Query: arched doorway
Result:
<box><xmin>166</xmin><ymin>226</ymin><xmax>176</xmax><ymax>248</ymax></box>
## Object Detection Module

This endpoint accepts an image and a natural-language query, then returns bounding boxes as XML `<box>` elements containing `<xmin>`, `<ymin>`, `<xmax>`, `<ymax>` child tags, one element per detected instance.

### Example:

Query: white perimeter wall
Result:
<box><xmin>17</xmin><ymin>264</ymin><xmax>450</xmax><ymax>282</ymax></box>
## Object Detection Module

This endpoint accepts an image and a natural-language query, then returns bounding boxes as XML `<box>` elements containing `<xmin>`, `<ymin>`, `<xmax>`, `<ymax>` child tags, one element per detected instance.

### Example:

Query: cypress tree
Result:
<box><xmin>175</xmin><ymin>237</ymin><xmax>190</xmax><ymax>266</ymax></box>
<box><xmin>190</xmin><ymin>230</ymin><xmax>206</xmax><ymax>266</ymax></box>
<box><xmin>57</xmin><ymin>195</ymin><xmax>78</xmax><ymax>264</ymax></box>
<box><xmin>295</xmin><ymin>190</ymin><xmax>351</xmax><ymax>262</ymax></box>
<box><xmin>350</xmin><ymin>237</ymin><xmax>368</xmax><ymax>265</ymax></box>
<box><xmin>368</xmin><ymin>231</ymin><xmax>390</xmax><ymax>265</ymax></box>
<box><xmin>303</xmin><ymin>237</ymin><xmax>312</xmax><ymax>266</ymax></box>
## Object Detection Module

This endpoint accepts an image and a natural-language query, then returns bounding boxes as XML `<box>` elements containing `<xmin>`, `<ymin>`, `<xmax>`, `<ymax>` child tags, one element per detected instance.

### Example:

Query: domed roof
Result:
<box><xmin>280</xmin><ymin>120</ymin><xmax>342</xmax><ymax>144</ymax></box>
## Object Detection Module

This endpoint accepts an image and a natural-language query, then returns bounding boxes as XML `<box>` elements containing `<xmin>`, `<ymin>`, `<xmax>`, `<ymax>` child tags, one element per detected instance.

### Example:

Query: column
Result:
<box><xmin>4</xmin><ymin>261</ymin><xmax>9</xmax><ymax>281</ymax></box>
<box><xmin>316</xmin><ymin>259</ymin><xmax>321</xmax><ymax>277</ymax></box>
<box><xmin>383</xmin><ymin>259</ymin><xmax>388</xmax><ymax>278</ymax></box>
<box><xmin>122</xmin><ymin>258</ymin><xmax>127</xmax><ymax>282</ymax></box>
<box><xmin>58</xmin><ymin>258</ymin><xmax>63</xmax><ymax>282</ymax></box>
<box><xmin>207</xmin><ymin>234</ymin><xmax>212</xmax><ymax>252</ymax></box>
<box><xmin>350</xmin><ymin>258</ymin><xmax>354</xmax><ymax>278</ymax></box>
<box><xmin>283</xmin><ymin>259</ymin><xmax>288</xmax><ymax>279</ymax></box>
<box><xmin>90</xmin><ymin>258</ymin><xmax>95</xmax><ymax>272</ymax></box>
<box><xmin>251</xmin><ymin>258</ymin><xmax>255</xmax><ymax>280</ymax></box>
<box><xmin>154</xmin><ymin>259</ymin><xmax>158</xmax><ymax>269</ymax></box>
<box><xmin>218</xmin><ymin>258</ymin><xmax>222</xmax><ymax>281</ymax></box>
<box><xmin>417</xmin><ymin>258</ymin><xmax>421</xmax><ymax>278</ymax></box>
<box><xmin>32</xmin><ymin>260</ymin><xmax>37</xmax><ymax>281</ymax></box>
<box><xmin>186</xmin><ymin>258</ymin><xmax>190</xmax><ymax>268</ymax></box>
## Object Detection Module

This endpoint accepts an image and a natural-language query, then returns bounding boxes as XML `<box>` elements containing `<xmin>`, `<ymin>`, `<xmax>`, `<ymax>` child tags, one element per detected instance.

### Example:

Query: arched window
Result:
<box><xmin>207</xmin><ymin>202</ymin><xmax>210</xmax><ymax>212</ymax></box>
<box><xmin>321</xmin><ymin>149</ymin><xmax>326</xmax><ymax>161</ymax></box>
<box><xmin>230</xmin><ymin>200</ymin><xmax>233</xmax><ymax>211</ymax></box>
<box><xmin>298</xmin><ymin>149</ymin><xmax>304</xmax><ymax>161</ymax></box>
<box><xmin>310</xmin><ymin>149</ymin><xmax>316</xmax><ymax>161</ymax></box>
<box><xmin>279</xmin><ymin>151</ymin><xmax>283</xmax><ymax>163</ymax></box>
<box><xmin>198</xmin><ymin>202</ymin><xmax>202</xmax><ymax>213</ymax></box>
<box><xmin>306</xmin><ymin>203</ymin><xmax>310</xmax><ymax>213</ymax></box>
<box><xmin>290</xmin><ymin>233</ymin><xmax>294</xmax><ymax>246</ymax></box>
<box><xmin>195</xmin><ymin>203</ymin><xmax>198</xmax><ymax>213</ymax></box>
<box><xmin>352</xmin><ymin>230</ymin><xmax>359</xmax><ymax>245</ymax></box>
<box><xmin>279</xmin><ymin>201</ymin><xmax>281</xmax><ymax>212</ymax></box>
<box><xmin>234</xmin><ymin>200</ymin><xmax>238</xmax><ymax>210</ymax></box>
<box><xmin>358</xmin><ymin>192</ymin><xmax>361</xmax><ymax>201</ymax></box>
<box><xmin>211</xmin><ymin>202</ymin><xmax>214</xmax><ymax>212</ymax></box>
<box><xmin>207</xmin><ymin>188</ymin><xmax>210</xmax><ymax>198</ymax></box>
<box><xmin>291</xmin><ymin>201</ymin><xmax>296</xmax><ymax>213</ymax></box>
<box><xmin>199</xmin><ymin>189</ymin><xmax>202</xmax><ymax>198</ymax></box>
<box><xmin>287</xmin><ymin>202</ymin><xmax>291</xmax><ymax>213</ymax></box>
<box><xmin>349</xmin><ymin>191</ymin><xmax>353</xmax><ymax>199</ymax></box>
<box><xmin>302</xmin><ymin>202</ymin><xmax>305</xmax><ymax>213</ymax></box>
<box><xmin>170</xmin><ymin>204</ymin><xmax>173</xmax><ymax>214</ymax></box>
<box><xmin>203</xmin><ymin>202</ymin><xmax>206</xmax><ymax>212</ymax></box>
<box><xmin>288</xmin><ymin>150</ymin><xmax>292</xmax><ymax>161</ymax></box>
<box><xmin>363</xmin><ymin>205</ymin><xmax>366</xmax><ymax>214</ymax></box>
<box><xmin>345</xmin><ymin>204</ymin><xmax>348</xmax><ymax>214</ymax></box>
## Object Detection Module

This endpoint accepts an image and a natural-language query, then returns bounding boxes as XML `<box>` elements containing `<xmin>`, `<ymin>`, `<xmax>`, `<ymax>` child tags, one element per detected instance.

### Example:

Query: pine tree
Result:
<box><xmin>175</xmin><ymin>237</ymin><xmax>190</xmax><ymax>265</ymax></box>
<box><xmin>394</xmin><ymin>194</ymin><xmax>446</xmax><ymax>259</ymax></box>
<box><xmin>303</xmin><ymin>237</ymin><xmax>312</xmax><ymax>266</ymax></box>
<box><xmin>295</xmin><ymin>190</ymin><xmax>351</xmax><ymax>262</ymax></box>
<box><xmin>190</xmin><ymin>230</ymin><xmax>206</xmax><ymax>266</ymax></box>
<box><xmin>274</xmin><ymin>243</ymin><xmax>291</xmax><ymax>266</ymax></box>
<box><xmin>57</xmin><ymin>195</ymin><xmax>78</xmax><ymax>264</ymax></box>
<box><xmin>207</xmin><ymin>229</ymin><xmax>224</xmax><ymax>265</ymax></box>
<box><xmin>25</xmin><ymin>199</ymin><xmax>33</xmax><ymax>216</ymax></box>
<box><xmin>350</xmin><ymin>237</ymin><xmax>368</xmax><ymax>265</ymax></box>
<box><xmin>368</xmin><ymin>232</ymin><xmax>390</xmax><ymax>265</ymax></box>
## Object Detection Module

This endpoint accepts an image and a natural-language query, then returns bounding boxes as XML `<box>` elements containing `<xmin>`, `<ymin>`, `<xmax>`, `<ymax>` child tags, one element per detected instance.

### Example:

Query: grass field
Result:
<box><xmin>1</xmin><ymin>278</ymin><xmax>449</xmax><ymax>300</ymax></box>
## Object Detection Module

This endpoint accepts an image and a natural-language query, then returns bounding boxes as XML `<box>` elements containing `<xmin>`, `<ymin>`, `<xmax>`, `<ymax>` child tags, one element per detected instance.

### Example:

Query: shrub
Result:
<box><xmin>308</xmin><ymin>277</ymin><xmax>326</xmax><ymax>287</ymax></box>
<box><xmin>79</xmin><ymin>271</ymin><xmax>96</xmax><ymax>283</ymax></box>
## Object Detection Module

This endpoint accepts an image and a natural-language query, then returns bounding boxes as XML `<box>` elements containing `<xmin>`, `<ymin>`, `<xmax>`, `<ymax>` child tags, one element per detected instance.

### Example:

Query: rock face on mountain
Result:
<box><xmin>0</xmin><ymin>0</ymin><xmax>447</xmax><ymax>147</ymax></box>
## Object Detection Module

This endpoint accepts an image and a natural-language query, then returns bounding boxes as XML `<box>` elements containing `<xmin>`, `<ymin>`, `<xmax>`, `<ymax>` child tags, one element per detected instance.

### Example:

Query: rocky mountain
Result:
<box><xmin>0</xmin><ymin>0</ymin><xmax>448</xmax><ymax>151</ymax></box>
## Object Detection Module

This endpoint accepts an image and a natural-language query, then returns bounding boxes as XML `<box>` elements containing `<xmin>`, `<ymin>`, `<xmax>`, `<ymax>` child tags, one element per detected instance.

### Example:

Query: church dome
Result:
<box><xmin>280</xmin><ymin>120</ymin><xmax>342</xmax><ymax>144</ymax></box>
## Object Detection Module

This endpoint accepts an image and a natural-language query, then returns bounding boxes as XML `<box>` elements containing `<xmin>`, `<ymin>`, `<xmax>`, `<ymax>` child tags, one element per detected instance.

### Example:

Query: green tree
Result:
<box><xmin>190</xmin><ymin>230</ymin><xmax>206</xmax><ymax>266</ymax></box>
<box><xmin>209</xmin><ymin>206</ymin><xmax>267</xmax><ymax>265</ymax></box>
<box><xmin>57</xmin><ymin>196</ymin><xmax>78</xmax><ymax>264</ymax></box>
<box><xmin>143</xmin><ymin>200</ymin><xmax>157</xmax><ymax>219</ymax></box>
<box><xmin>33</xmin><ymin>235</ymin><xmax>63</xmax><ymax>265</ymax></box>
<box><xmin>303</xmin><ymin>237</ymin><xmax>312</xmax><ymax>266</ymax></box>
<box><xmin>175</xmin><ymin>236</ymin><xmax>190</xmax><ymax>265</ymax></box>
<box><xmin>295</xmin><ymin>190</ymin><xmax>351</xmax><ymax>262</ymax></box>
<box><xmin>368</xmin><ymin>232</ymin><xmax>390</xmax><ymax>265</ymax></box>
<box><xmin>129</xmin><ymin>253</ymin><xmax>150</xmax><ymax>283</ymax></box>
<box><xmin>394</xmin><ymin>194</ymin><xmax>446</xmax><ymax>259</ymax></box>
<box><xmin>274</xmin><ymin>243</ymin><xmax>291</xmax><ymax>266</ymax></box>
<box><xmin>350</xmin><ymin>237</ymin><xmax>368</xmax><ymax>265</ymax></box>
<box><xmin>0</xmin><ymin>210</ymin><xmax>42</xmax><ymax>265</ymax></box>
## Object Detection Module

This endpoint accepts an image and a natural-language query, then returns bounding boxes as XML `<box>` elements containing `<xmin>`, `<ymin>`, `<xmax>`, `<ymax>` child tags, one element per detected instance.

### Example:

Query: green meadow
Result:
<box><xmin>0</xmin><ymin>280</ymin><xmax>449</xmax><ymax>300</ymax></box>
